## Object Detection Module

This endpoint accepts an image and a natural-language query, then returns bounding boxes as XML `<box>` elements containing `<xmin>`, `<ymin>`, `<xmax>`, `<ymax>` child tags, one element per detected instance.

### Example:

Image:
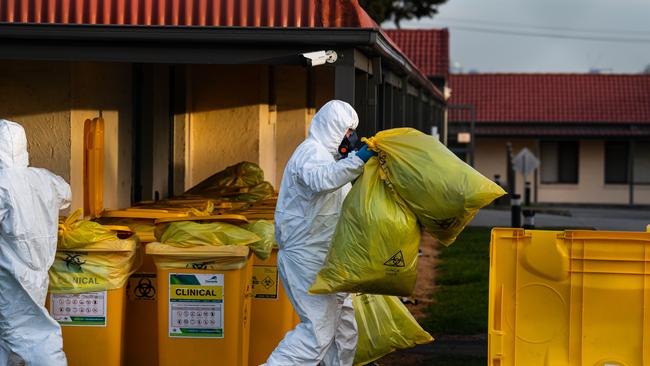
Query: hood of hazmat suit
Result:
<box><xmin>0</xmin><ymin>120</ymin><xmax>71</xmax><ymax>366</ymax></box>
<box><xmin>264</xmin><ymin>100</ymin><xmax>365</xmax><ymax>366</ymax></box>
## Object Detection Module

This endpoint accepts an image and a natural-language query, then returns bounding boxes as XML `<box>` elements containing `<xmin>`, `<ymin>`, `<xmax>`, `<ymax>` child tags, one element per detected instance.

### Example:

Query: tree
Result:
<box><xmin>359</xmin><ymin>0</ymin><xmax>447</xmax><ymax>28</ymax></box>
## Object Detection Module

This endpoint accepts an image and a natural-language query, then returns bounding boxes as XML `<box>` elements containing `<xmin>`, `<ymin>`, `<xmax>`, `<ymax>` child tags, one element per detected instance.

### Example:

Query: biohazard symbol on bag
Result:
<box><xmin>261</xmin><ymin>276</ymin><xmax>275</xmax><ymax>290</ymax></box>
<box><xmin>384</xmin><ymin>251</ymin><xmax>406</xmax><ymax>268</ymax></box>
<box><xmin>430</xmin><ymin>217</ymin><xmax>457</xmax><ymax>230</ymax></box>
<box><xmin>64</xmin><ymin>253</ymin><xmax>86</xmax><ymax>273</ymax></box>
<box><xmin>134</xmin><ymin>278</ymin><xmax>156</xmax><ymax>299</ymax></box>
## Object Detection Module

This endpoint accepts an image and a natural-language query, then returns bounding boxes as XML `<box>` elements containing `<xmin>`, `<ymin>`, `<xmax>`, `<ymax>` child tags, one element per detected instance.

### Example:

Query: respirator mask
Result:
<box><xmin>338</xmin><ymin>131</ymin><xmax>360</xmax><ymax>158</ymax></box>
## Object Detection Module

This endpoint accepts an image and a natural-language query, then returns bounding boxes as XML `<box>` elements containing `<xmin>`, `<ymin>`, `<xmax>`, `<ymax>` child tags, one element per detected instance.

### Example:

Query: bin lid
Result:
<box><xmin>101</xmin><ymin>225</ymin><xmax>136</xmax><ymax>239</ymax></box>
<box><xmin>146</xmin><ymin>242</ymin><xmax>250</xmax><ymax>258</ymax></box>
<box><xmin>57</xmin><ymin>238</ymin><xmax>137</xmax><ymax>253</ymax></box>
<box><xmin>101</xmin><ymin>209</ymin><xmax>190</xmax><ymax>219</ymax></box>
<box><xmin>154</xmin><ymin>214</ymin><xmax>248</xmax><ymax>226</ymax></box>
<box><xmin>159</xmin><ymin>199</ymin><xmax>234</xmax><ymax>209</ymax></box>
<box><xmin>241</xmin><ymin>213</ymin><xmax>275</xmax><ymax>220</ymax></box>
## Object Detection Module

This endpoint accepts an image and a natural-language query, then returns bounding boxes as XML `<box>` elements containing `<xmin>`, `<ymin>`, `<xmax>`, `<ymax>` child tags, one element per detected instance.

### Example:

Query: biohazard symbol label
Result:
<box><xmin>188</xmin><ymin>262</ymin><xmax>209</xmax><ymax>270</ymax></box>
<box><xmin>64</xmin><ymin>253</ymin><xmax>86</xmax><ymax>273</ymax></box>
<box><xmin>252</xmin><ymin>265</ymin><xmax>279</xmax><ymax>299</ymax></box>
<box><xmin>431</xmin><ymin>217</ymin><xmax>457</xmax><ymax>230</ymax></box>
<box><xmin>261</xmin><ymin>276</ymin><xmax>275</xmax><ymax>290</ymax></box>
<box><xmin>134</xmin><ymin>278</ymin><xmax>156</xmax><ymax>299</ymax></box>
<box><xmin>128</xmin><ymin>273</ymin><xmax>157</xmax><ymax>301</ymax></box>
<box><xmin>384</xmin><ymin>250</ymin><xmax>406</xmax><ymax>267</ymax></box>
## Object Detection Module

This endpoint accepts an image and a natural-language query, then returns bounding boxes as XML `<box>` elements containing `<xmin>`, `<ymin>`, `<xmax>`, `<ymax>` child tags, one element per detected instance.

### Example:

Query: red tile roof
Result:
<box><xmin>0</xmin><ymin>0</ymin><xmax>377</xmax><ymax>27</ymax></box>
<box><xmin>475</xmin><ymin>125</ymin><xmax>650</xmax><ymax>137</ymax></box>
<box><xmin>449</xmin><ymin>74</ymin><xmax>650</xmax><ymax>124</ymax></box>
<box><xmin>383</xmin><ymin>28</ymin><xmax>449</xmax><ymax>79</ymax></box>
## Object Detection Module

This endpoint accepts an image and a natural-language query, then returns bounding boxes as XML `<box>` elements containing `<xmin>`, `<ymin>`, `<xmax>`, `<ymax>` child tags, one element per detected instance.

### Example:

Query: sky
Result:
<box><xmin>382</xmin><ymin>0</ymin><xmax>650</xmax><ymax>73</ymax></box>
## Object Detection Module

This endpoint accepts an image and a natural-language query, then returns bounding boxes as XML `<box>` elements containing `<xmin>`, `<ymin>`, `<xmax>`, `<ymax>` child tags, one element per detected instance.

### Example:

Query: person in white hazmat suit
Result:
<box><xmin>0</xmin><ymin>119</ymin><xmax>71</xmax><ymax>366</ymax></box>
<box><xmin>264</xmin><ymin>100</ymin><xmax>376</xmax><ymax>366</ymax></box>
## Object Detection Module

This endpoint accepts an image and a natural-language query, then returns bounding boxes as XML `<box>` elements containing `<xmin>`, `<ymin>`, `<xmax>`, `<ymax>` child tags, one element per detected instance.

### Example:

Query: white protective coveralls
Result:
<box><xmin>265</xmin><ymin>100</ymin><xmax>366</xmax><ymax>366</ymax></box>
<box><xmin>0</xmin><ymin>119</ymin><xmax>70</xmax><ymax>366</ymax></box>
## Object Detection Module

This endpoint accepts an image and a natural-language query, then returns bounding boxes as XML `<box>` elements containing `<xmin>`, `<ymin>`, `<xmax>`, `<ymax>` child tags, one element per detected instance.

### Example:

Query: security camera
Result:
<box><xmin>302</xmin><ymin>50</ymin><xmax>338</xmax><ymax>67</ymax></box>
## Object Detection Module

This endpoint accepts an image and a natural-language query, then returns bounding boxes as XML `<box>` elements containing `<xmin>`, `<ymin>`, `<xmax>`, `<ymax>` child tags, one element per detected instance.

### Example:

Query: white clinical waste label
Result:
<box><xmin>50</xmin><ymin>291</ymin><xmax>107</xmax><ymax>327</ymax></box>
<box><xmin>168</xmin><ymin>273</ymin><xmax>224</xmax><ymax>338</ymax></box>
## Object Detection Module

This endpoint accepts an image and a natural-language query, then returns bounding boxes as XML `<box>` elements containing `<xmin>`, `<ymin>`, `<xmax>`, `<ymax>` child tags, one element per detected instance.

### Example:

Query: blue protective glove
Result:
<box><xmin>356</xmin><ymin>144</ymin><xmax>377</xmax><ymax>163</ymax></box>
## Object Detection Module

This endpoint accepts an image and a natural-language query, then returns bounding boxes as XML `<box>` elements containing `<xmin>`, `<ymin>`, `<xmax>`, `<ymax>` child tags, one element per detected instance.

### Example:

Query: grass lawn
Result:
<box><xmin>377</xmin><ymin>227</ymin><xmax>492</xmax><ymax>365</ymax></box>
<box><xmin>422</xmin><ymin>226</ymin><xmax>492</xmax><ymax>336</ymax></box>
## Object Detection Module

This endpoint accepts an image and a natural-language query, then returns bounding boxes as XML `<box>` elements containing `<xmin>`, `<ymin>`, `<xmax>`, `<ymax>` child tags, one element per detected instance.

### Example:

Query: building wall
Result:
<box><xmin>186</xmin><ymin>65</ymin><xmax>337</xmax><ymax>192</ymax></box>
<box><xmin>186</xmin><ymin>64</ymin><xmax>276</xmax><ymax>189</ymax></box>
<box><xmin>474</xmin><ymin>138</ymin><xmax>650</xmax><ymax>205</ymax></box>
<box><xmin>275</xmin><ymin>66</ymin><xmax>309</xmax><ymax>188</ymax></box>
<box><xmin>0</xmin><ymin>61</ymin><xmax>132</xmax><ymax>213</ymax></box>
<box><xmin>0</xmin><ymin>61</ymin><xmax>71</xmax><ymax>180</ymax></box>
<box><xmin>474</xmin><ymin>138</ymin><xmax>537</xmax><ymax>199</ymax></box>
<box><xmin>70</xmin><ymin>62</ymin><xmax>133</xmax><ymax>211</ymax></box>
<box><xmin>314</xmin><ymin>67</ymin><xmax>335</xmax><ymax>111</ymax></box>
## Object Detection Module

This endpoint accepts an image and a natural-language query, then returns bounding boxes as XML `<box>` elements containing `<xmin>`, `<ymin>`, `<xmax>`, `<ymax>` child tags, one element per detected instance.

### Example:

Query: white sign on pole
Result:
<box><xmin>513</xmin><ymin>148</ymin><xmax>540</xmax><ymax>179</ymax></box>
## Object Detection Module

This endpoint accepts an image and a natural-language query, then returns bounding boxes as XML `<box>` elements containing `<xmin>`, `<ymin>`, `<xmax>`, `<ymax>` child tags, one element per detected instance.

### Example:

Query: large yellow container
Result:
<box><xmin>124</xmin><ymin>243</ymin><xmax>158</xmax><ymax>366</ymax></box>
<box><xmin>47</xmin><ymin>238</ymin><xmax>137</xmax><ymax>366</ymax></box>
<box><xmin>97</xmin><ymin>215</ymin><xmax>162</xmax><ymax>366</ymax></box>
<box><xmin>249</xmin><ymin>249</ymin><xmax>301</xmax><ymax>366</ymax></box>
<box><xmin>48</xmin><ymin>288</ymin><xmax>126</xmax><ymax>366</ymax></box>
<box><xmin>489</xmin><ymin>228</ymin><xmax>650</xmax><ymax>366</ymax></box>
<box><xmin>147</xmin><ymin>244</ymin><xmax>253</xmax><ymax>366</ymax></box>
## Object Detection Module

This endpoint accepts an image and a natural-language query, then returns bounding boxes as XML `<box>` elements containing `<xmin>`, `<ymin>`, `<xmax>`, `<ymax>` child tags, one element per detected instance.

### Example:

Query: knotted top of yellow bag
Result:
<box><xmin>58</xmin><ymin>209</ymin><xmax>119</xmax><ymax>250</ymax></box>
<box><xmin>188</xmin><ymin>201</ymin><xmax>215</xmax><ymax>217</ymax></box>
<box><xmin>361</xmin><ymin>136</ymin><xmax>379</xmax><ymax>152</ymax></box>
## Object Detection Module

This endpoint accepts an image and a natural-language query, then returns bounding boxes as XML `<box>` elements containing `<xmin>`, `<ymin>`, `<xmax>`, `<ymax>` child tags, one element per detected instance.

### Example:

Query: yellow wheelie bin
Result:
<box><xmin>94</xmin><ymin>211</ymin><xmax>207</xmax><ymax>366</ymax></box>
<box><xmin>489</xmin><ymin>228</ymin><xmax>650</xmax><ymax>366</ymax></box>
<box><xmin>47</xmin><ymin>232</ymin><xmax>139</xmax><ymax>366</ymax></box>
<box><xmin>249</xmin><ymin>248</ymin><xmax>300</xmax><ymax>365</ymax></box>
<box><xmin>98</xmin><ymin>210</ymin><xmax>190</xmax><ymax>366</ymax></box>
<box><xmin>147</xmin><ymin>243</ymin><xmax>254</xmax><ymax>366</ymax></box>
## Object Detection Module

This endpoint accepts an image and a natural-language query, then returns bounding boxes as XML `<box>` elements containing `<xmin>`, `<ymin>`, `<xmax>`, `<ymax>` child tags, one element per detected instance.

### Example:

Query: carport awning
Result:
<box><xmin>0</xmin><ymin>0</ymin><xmax>443</xmax><ymax>101</ymax></box>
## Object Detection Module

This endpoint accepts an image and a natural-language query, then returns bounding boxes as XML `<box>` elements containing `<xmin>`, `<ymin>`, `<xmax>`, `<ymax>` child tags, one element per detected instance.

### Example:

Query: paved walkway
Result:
<box><xmin>470</xmin><ymin>206</ymin><xmax>650</xmax><ymax>231</ymax></box>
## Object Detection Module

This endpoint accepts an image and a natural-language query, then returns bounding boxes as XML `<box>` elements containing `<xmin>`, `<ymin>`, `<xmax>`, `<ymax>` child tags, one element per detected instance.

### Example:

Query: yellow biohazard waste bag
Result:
<box><xmin>58</xmin><ymin>209</ymin><xmax>118</xmax><ymax>249</ymax></box>
<box><xmin>364</xmin><ymin>128</ymin><xmax>506</xmax><ymax>245</ymax></box>
<box><xmin>353</xmin><ymin>294</ymin><xmax>433</xmax><ymax>366</ymax></box>
<box><xmin>49</xmin><ymin>239</ymin><xmax>140</xmax><ymax>293</ymax></box>
<box><xmin>309</xmin><ymin>159</ymin><xmax>420</xmax><ymax>296</ymax></box>
<box><xmin>184</xmin><ymin>161</ymin><xmax>275</xmax><ymax>202</ymax></box>
<box><xmin>158</xmin><ymin>221</ymin><xmax>260</xmax><ymax>248</ymax></box>
<box><xmin>234</xmin><ymin>181</ymin><xmax>275</xmax><ymax>202</ymax></box>
<box><xmin>244</xmin><ymin>220</ymin><xmax>276</xmax><ymax>260</ymax></box>
<box><xmin>146</xmin><ymin>243</ymin><xmax>250</xmax><ymax>270</ymax></box>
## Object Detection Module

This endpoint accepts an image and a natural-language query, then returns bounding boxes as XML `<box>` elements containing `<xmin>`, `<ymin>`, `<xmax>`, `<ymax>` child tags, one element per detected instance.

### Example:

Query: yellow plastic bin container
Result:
<box><xmin>47</xmin><ymin>238</ymin><xmax>139</xmax><ymax>366</ymax></box>
<box><xmin>249</xmin><ymin>248</ymin><xmax>300</xmax><ymax>365</ymax></box>
<box><xmin>98</xmin><ymin>215</ymin><xmax>165</xmax><ymax>366</ymax></box>
<box><xmin>147</xmin><ymin>243</ymin><xmax>254</xmax><ymax>366</ymax></box>
<box><xmin>489</xmin><ymin>228</ymin><xmax>650</xmax><ymax>366</ymax></box>
<box><xmin>125</xmin><ymin>241</ymin><xmax>159</xmax><ymax>366</ymax></box>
